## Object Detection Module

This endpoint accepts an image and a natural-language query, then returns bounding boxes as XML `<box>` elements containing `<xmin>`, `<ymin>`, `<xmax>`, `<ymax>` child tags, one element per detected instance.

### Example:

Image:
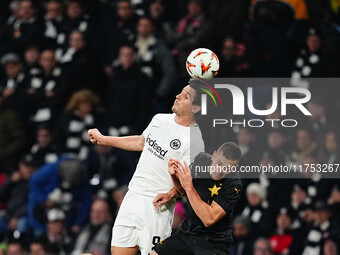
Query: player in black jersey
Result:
<box><xmin>152</xmin><ymin>142</ymin><xmax>242</xmax><ymax>255</ymax></box>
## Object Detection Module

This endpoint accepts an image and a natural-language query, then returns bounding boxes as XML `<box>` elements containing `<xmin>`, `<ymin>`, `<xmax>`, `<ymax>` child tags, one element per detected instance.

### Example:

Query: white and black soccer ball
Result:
<box><xmin>186</xmin><ymin>48</ymin><xmax>219</xmax><ymax>79</ymax></box>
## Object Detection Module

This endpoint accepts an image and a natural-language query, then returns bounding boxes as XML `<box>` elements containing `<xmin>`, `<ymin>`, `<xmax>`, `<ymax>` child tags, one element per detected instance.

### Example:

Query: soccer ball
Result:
<box><xmin>186</xmin><ymin>48</ymin><xmax>219</xmax><ymax>79</ymax></box>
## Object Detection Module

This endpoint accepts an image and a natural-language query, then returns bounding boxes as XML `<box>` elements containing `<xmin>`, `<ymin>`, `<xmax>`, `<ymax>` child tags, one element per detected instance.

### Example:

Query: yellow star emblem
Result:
<box><xmin>208</xmin><ymin>184</ymin><xmax>221</xmax><ymax>197</ymax></box>
<box><xmin>235</xmin><ymin>187</ymin><xmax>240</xmax><ymax>194</ymax></box>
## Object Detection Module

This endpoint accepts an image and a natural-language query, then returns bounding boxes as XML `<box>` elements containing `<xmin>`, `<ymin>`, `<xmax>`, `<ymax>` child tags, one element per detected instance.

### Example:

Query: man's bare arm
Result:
<box><xmin>171</xmin><ymin>173</ymin><xmax>186</xmax><ymax>195</ymax></box>
<box><xmin>88</xmin><ymin>128</ymin><xmax>145</xmax><ymax>151</ymax></box>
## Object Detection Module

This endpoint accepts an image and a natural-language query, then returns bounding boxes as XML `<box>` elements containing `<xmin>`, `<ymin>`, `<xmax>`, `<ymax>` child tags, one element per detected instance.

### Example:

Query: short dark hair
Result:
<box><xmin>118</xmin><ymin>0</ymin><xmax>131</xmax><ymax>4</ymax></box>
<box><xmin>217</xmin><ymin>142</ymin><xmax>241</xmax><ymax>162</ymax></box>
<box><xmin>119</xmin><ymin>44</ymin><xmax>137</xmax><ymax>53</ymax></box>
<box><xmin>138</xmin><ymin>16</ymin><xmax>155</xmax><ymax>26</ymax></box>
<box><xmin>68</xmin><ymin>0</ymin><xmax>82</xmax><ymax>6</ymax></box>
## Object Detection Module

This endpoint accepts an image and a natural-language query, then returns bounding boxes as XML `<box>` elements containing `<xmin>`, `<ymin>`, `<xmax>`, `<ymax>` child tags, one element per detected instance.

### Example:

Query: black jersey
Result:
<box><xmin>180</xmin><ymin>152</ymin><xmax>242</xmax><ymax>243</ymax></box>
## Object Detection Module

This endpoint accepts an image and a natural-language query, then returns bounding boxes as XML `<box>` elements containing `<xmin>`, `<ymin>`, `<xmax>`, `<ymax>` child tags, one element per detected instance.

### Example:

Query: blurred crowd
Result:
<box><xmin>0</xmin><ymin>0</ymin><xmax>340</xmax><ymax>254</ymax></box>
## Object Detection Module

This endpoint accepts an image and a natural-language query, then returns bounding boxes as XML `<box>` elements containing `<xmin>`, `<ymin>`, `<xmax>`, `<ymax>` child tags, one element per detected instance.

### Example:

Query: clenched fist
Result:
<box><xmin>88</xmin><ymin>128</ymin><xmax>103</xmax><ymax>145</ymax></box>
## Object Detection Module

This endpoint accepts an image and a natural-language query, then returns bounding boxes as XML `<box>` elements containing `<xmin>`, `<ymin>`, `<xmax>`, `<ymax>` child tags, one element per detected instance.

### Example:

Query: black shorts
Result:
<box><xmin>154</xmin><ymin>229</ymin><xmax>229</xmax><ymax>255</ymax></box>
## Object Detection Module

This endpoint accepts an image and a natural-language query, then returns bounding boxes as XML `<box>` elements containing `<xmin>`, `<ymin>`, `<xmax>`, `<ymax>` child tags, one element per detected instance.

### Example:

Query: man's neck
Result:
<box><xmin>174</xmin><ymin>114</ymin><xmax>195</xmax><ymax>127</ymax></box>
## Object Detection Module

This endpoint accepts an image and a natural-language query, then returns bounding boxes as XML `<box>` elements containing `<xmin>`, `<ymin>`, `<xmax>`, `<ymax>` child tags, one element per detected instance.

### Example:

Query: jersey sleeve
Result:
<box><xmin>142</xmin><ymin>114</ymin><xmax>158</xmax><ymax>136</ymax></box>
<box><xmin>213</xmin><ymin>180</ymin><xmax>242</xmax><ymax>214</ymax></box>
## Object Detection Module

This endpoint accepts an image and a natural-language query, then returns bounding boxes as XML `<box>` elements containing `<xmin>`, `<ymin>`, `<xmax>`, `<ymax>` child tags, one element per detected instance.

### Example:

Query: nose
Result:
<box><xmin>176</xmin><ymin>93</ymin><xmax>181</xmax><ymax>100</ymax></box>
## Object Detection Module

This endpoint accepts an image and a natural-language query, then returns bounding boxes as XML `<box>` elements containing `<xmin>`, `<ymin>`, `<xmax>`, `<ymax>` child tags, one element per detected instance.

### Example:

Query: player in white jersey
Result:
<box><xmin>88</xmin><ymin>79</ymin><xmax>205</xmax><ymax>255</ymax></box>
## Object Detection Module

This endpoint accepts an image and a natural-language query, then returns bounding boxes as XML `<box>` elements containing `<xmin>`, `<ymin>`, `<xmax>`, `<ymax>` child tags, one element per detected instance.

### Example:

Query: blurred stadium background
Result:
<box><xmin>0</xmin><ymin>0</ymin><xmax>340</xmax><ymax>254</ymax></box>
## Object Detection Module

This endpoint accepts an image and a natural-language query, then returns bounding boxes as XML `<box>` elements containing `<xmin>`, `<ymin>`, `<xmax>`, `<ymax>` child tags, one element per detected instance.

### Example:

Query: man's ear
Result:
<box><xmin>211</xmin><ymin>151</ymin><xmax>217</xmax><ymax>160</ymax></box>
<box><xmin>192</xmin><ymin>105</ymin><xmax>201</xmax><ymax>114</ymax></box>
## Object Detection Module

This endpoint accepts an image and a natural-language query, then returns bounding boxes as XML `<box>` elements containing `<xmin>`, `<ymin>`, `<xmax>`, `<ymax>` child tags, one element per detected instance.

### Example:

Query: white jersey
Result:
<box><xmin>128</xmin><ymin>113</ymin><xmax>204</xmax><ymax>197</ymax></box>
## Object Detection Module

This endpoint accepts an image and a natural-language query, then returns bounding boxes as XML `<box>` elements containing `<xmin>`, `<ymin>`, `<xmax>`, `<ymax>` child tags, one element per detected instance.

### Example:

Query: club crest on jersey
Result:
<box><xmin>170</xmin><ymin>139</ymin><xmax>181</xmax><ymax>150</ymax></box>
<box><xmin>146</xmin><ymin>134</ymin><xmax>168</xmax><ymax>158</ymax></box>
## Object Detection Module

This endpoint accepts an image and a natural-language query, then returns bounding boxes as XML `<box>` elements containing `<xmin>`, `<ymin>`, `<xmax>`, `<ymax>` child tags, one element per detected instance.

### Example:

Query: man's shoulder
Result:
<box><xmin>152</xmin><ymin>113</ymin><xmax>173</xmax><ymax>122</ymax></box>
<box><xmin>222</xmin><ymin>173</ymin><xmax>242</xmax><ymax>188</ymax></box>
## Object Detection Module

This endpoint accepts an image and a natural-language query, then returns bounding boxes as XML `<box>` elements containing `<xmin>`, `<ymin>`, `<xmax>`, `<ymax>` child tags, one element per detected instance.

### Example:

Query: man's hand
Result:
<box><xmin>153</xmin><ymin>193</ymin><xmax>171</xmax><ymax>210</ymax></box>
<box><xmin>11</xmin><ymin>172</ymin><xmax>22</xmax><ymax>182</ymax></box>
<box><xmin>176</xmin><ymin>161</ymin><xmax>194</xmax><ymax>191</ymax></box>
<box><xmin>71</xmin><ymin>225</ymin><xmax>80</xmax><ymax>233</ymax></box>
<box><xmin>3</xmin><ymin>87</ymin><xmax>14</xmax><ymax>98</ymax></box>
<box><xmin>88</xmin><ymin>128</ymin><xmax>103</xmax><ymax>145</ymax></box>
<box><xmin>168</xmin><ymin>159</ymin><xmax>179</xmax><ymax>175</ymax></box>
<box><xmin>153</xmin><ymin>187</ymin><xmax>179</xmax><ymax>210</ymax></box>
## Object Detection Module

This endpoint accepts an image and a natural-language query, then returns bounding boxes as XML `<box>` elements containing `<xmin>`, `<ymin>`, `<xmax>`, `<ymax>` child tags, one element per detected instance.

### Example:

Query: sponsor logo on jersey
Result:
<box><xmin>146</xmin><ymin>134</ymin><xmax>168</xmax><ymax>157</ymax></box>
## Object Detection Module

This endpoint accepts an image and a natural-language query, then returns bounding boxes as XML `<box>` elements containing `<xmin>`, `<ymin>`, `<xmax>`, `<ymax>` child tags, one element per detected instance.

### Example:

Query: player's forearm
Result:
<box><xmin>97</xmin><ymin>135</ymin><xmax>144</xmax><ymax>151</ymax></box>
<box><xmin>171</xmin><ymin>174</ymin><xmax>185</xmax><ymax>196</ymax></box>
<box><xmin>168</xmin><ymin>187</ymin><xmax>180</xmax><ymax>199</ymax></box>
<box><xmin>185</xmin><ymin>186</ymin><xmax>215</xmax><ymax>227</ymax></box>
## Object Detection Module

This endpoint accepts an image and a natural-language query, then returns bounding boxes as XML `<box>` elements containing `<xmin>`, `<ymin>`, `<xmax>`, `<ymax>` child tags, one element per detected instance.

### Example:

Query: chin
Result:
<box><xmin>171</xmin><ymin>105</ymin><xmax>176</xmax><ymax>113</ymax></box>
<box><xmin>211</xmin><ymin>174</ymin><xmax>220</xmax><ymax>181</ymax></box>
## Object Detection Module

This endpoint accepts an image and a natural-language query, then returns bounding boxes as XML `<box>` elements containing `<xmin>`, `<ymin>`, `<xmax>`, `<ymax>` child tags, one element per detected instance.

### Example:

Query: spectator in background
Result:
<box><xmin>54</xmin><ymin>90</ymin><xmax>102</xmax><ymax>160</ymax></box>
<box><xmin>59</xmin><ymin>31</ymin><xmax>95</xmax><ymax>96</ymax></box>
<box><xmin>264</xmin><ymin>129</ymin><xmax>287</xmax><ymax>165</ymax></box>
<box><xmin>230</xmin><ymin>216</ymin><xmax>254</xmax><ymax>255</ymax></box>
<box><xmin>6</xmin><ymin>241</ymin><xmax>26</xmax><ymax>255</ymax></box>
<box><xmin>318</xmin><ymin>130</ymin><xmax>340</xmax><ymax>165</ymax></box>
<box><xmin>29</xmin><ymin>239</ymin><xmax>46</xmax><ymax>255</ymax></box>
<box><xmin>175</xmin><ymin>0</ymin><xmax>205</xmax><ymax>41</ymax></box>
<box><xmin>302</xmin><ymin>201</ymin><xmax>336</xmax><ymax>255</ymax></box>
<box><xmin>242</xmin><ymin>183</ymin><xmax>273</xmax><ymax>237</ymax></box>
<box><xmin>291</xmin><ymin>29</ymin><xmax>325</xmax><ymax>80</ymax></box>
<box><xmin>110</xmin><ymin>185</ymin><xmax>128</xmax><ymax>216</ymax></box>
<box><xmin>72</xmin><ymin>200</ymin><xmax>112</xmax><ymax>255</ymax></box>
<box><xmin>288</xmin><ymin>184</ymin><xmax>312</xmax><ymax>226</ymax></box>
<box><xmin>236</xmin><ymin>127</ymin><xmax>259</xmax><ymax>167</ymax></box>
<box><xmin>5</xmin><ymin>0</ymin><xmax>21</xmax><ymax>28</ymax></box>
<box><xmin>0</xmin><ymin>53</ymin><xmax>28</xmax><ymax>117</ymax></box>
<box><xmin>3</xmin><ymin>0</ymin><xmax>43</xmax><ymax>54</ymax></box>
<box><xmin>29</xmin><ymin>124</ymin><xmax>58</xmax><ymax>167</ymax></box>
<box><xmin>58</xmin><ymin>0</ymin><xmax>93</xmax><ymax>52</ymax></box>
<box><xmin>168</xmin><ymin>0</ymin><xmax>206</xmax><ymax>79</ymax></box>
<box><xmin>37</xmin><ymin>208</ymin><xmax>73</xmax><ymax>254</ymax></box>
<box><xmin>323</xmin><ymin>237</ymin><xmax>338</xmax><ymax>255</ymax></box>
<box><xmin>28</xmin><ymin>159</ymin><xmax>92</xmax><ymax>234</ymax></box>
<box><xmin>269</xmin><ymin>207</ymin><xmax>305</xmax><ymax>255</ymax></box>
<box><xmin>148</xmin><ymin>0</ymin><xmax>172</xmax><ymax>39</ymax></box>
<box><xmin>218</xmin><ymin>37</ymin><xmax>238</xmax><ymax>78</ymax></box>
<box><xmin>253</xmin><ymin>238</ymin><xmax>273</xmax><ymax>255</ymax></box>
<box><xmin>287</xmin><ymin>128</ymin><xmax>317</xmax><ymax>166</ymax></box>
<box><xmin>134</xmin><ymin>16</ymin><xmax>175</xmax><ymax>110</ymax></box>
<box><xmin>105</xmin><ymin>0</ymin><xmax>140</xmax><ymax>66</ymax></box>
<box><xmin>244</xmin><ymin>0</ymin><xmax>291</xmax><ymax>77</ymax></box>
<box><xmin>306</xmin><ymin>98</ymin><xmax>332</xmax><ymax>141</ymax></box>
<box><xmin>257</xmin><ymin>154</ymin><xmax>293</xmax><ymax>210</ymax></box>
<box><xmin>42</xmin><ymin>0</ymin><xmax>64</xmax><ymax>49</ymax></box>
<box><xmin>106</xmin><ymin>45</ymin><xmax>149</xmax><ymax>135</ymax></box>
<box><xmin>115</xmin><ymin>0</ymin><xmax>140</xmax><ymax>43</ymax></box>
<box><xmin>292</xmin><ymin>155</ymin><xmax>338</xmax><ymax>203</ymax></box>
<box><xmin>323</xmin><ymin>6</ymin><xmax>340</xmax><ymax>77</ymax></box>
<box><xmin>86</xmin><ymin>143</ymin><xmax>135</xmax><ymax>199</ymax></box>
<box><xmin>25</xmin><ymin>49</ymin><xmax>65</xmax><ymax>138</ymax></box>
<box><xmin>0</xmin><ymin>155</ymin><xmax>38</xmax><ymax>238</ymax></box>
<box><xmin>23</xmin><ymin>44</ymin><xmax>40</xmax><ymax>71</ymax></box>
<box><xmin>328</xmin><ymin>186</ymin><xmax>340</xmax><ymax>216</ymax></box>
<box><xmin>264</xmin><ymin>104</ymin><xmax>284</xmax><ymax>131</ymax></box>
<box><xmin>0</xmin><ymin>87</ymin><xmax>26</xmax><ymax>173</ymax></box>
